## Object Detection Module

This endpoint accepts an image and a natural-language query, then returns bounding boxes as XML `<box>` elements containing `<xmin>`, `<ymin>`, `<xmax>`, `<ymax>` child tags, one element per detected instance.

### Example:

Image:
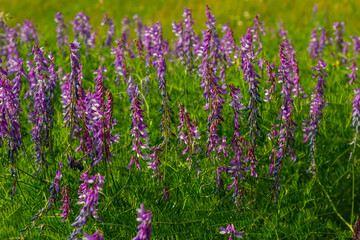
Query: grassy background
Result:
<box><xmin>1</xmin><ymin>0</ymin><xmax>360</xmax><ymax>239</ymax></box>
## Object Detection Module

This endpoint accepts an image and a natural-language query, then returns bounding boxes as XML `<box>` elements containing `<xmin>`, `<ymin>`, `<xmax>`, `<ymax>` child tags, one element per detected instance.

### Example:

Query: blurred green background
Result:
<box><xmin>1</xmin><ymin>0</ymin><xmax>359</xmax><ymax>42</ymax></box>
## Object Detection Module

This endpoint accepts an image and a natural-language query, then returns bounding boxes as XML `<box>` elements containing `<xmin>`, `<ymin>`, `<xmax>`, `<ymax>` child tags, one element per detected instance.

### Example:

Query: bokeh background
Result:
<box><xmin>1</xmin><ymin>0</ymin><xmax>359</xmax><ymax>43</ymax></box>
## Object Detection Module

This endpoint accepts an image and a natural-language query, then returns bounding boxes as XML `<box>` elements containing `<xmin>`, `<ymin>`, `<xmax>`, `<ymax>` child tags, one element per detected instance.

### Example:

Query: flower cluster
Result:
<box><xmin>91</xmin><ymin>67</ymin><xmax>119</xmax><ymax>166</ymax></box>
<box><xmin>20</xmin><ymin>20</ymin><xmax>39</xmax><ymax>44</ymax></box>
<box><xmin>70</xmin><ymin>12</ymin><xmax>93</xmax><ymax>48</ymax></box>
<box><xmin>127</xmin><ymin>83</ymin><xmax>150</xmax><ymax>171</ymax></box>
<box><xmin>303</xmin><ymin>59</ymin><xmax>327</xmax><ymax>177</ymax></box>
<box><xmin>60</xmin><ymin>185</ymin><xmax>72</xmax><ymax>222</ymax></box>
<box><xmin>350</xmin><ymin>88</ymin><xmax>360</xmax><ymax>158</ymax></box>
<box><xmin>270</xmin><ymin>42</ymin><xmax>299</xmax><ymax>202</ymax></box>
<box><xmin>333</xmin><ymin>21</ymin><xmax>345</xmax><ymax>51</ymax></box>
<box><xmin>178</xmin><ymin>102</ymin><xmax>201</xmax><ymax>169</ymax></box>
<box><xmin>112</xmin><ymin>39</ymin><xmax>127</xmax><ymax>85</ymax></box>
<box><xmin>263</xmin><ymin>61</ymin><xmax>277</xmax><ymax>102</ymax></box>
<box><xmin>48</xmin><ymin>164</ymin><xmax>62</xmax><ymax>211</ymax></box>
<box><xmin>84</xmin><ymin>231</ymin><xmax>104</xmax><ymax>240</ymax></box>
<box><xmin>55</xmin><ymin>12</ymin><xmax>68</xmax><ymax>48</ymax></box>
<box><xmin>69</xmin><ymin>170</ymin><xmax>105</xmax><ymax>240</ymax></box>
<box><xmin>29</xmin><ymin>45</ymin><xmax>58</xmax><ymax>172</ymax></box>
<box><xmin>0</xmin><ymin>76</ymin><xmax>22</xmax><ymax>197</ymax></box>
<box><xmin>347</xmin><ymin>62</ymin><xmax>358</xmax><ymax>84</ymax></box>
<box><xmin>102</xmin><ymin>13</ymin><xmax>116</xmax><ymax>47</ymax></box>
<box><xmin>199</xmin><ymin>28</ymin><xmax>227</xmax><ymax>158</ymax></box>
<box><xmin>219</xmin><ymin>223</ymin><xmax>244</xmax><ymax>239</ymax></box>
<box><xmin>133</xmin><ymin>204</ymin><xmax>152</xmax><ymax>240</ymax></box>
<box><xmin>220</xmin><ymin>23</ymin><xmax>235</xmax><ymax>66</ymax></box>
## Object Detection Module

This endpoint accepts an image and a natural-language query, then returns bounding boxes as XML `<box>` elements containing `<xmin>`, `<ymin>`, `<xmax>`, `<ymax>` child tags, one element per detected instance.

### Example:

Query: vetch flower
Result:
<box><xmin>219</xmin><ymin>223</ymin><xmax>244</xmax><ymax>239</ymax></box>
<box><xmin>133</xmin><ymin>204</ymin><xmax>152</xmax><ymax>240</ymax></box>
<box><xmin>127</xmin><ymin>83</ymin><xmax>150</xmax><ymax>171</ymax></box>
<box><xmin>55</xmin><ymin>12</ymin><xmax>68</xmax><ymax>48</ymax></box>
<box><xmin>83</xmin><ymin>230</ymin><xmax>104</xmax><ymax>240</ymax></box>
<box><xmin>102</xmin><ymin>13</ymin><xmax>116</xmax><ymax>48</ymax></box>
<box><xmin>69</xmin><ymin>170</ymin><xmax>105</xmax><ymax>240</ymax></box>
<box><xmin>60</xmin><ymin>185</ymin><xmax>72</xmax><ymax>222</ymax></box>
<box><xmin>347</xmin><ymin>62</ymin><xmax>358</xmax><ymax>84</ymax></box>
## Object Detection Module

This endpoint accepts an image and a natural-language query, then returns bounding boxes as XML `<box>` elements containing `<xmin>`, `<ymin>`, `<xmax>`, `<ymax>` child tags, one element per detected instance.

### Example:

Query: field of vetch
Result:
<box><xmin>1</xmin><ymin>0</ymin><xmax>360</xmax><ymax>239</ymax></box>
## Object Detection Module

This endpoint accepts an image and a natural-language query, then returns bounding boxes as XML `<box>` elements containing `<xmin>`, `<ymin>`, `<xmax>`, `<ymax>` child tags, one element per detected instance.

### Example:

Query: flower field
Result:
<box><xmin>1</xmin><ymin>0</ymin><xmax>360</xmax><ymax>239</ymax></box>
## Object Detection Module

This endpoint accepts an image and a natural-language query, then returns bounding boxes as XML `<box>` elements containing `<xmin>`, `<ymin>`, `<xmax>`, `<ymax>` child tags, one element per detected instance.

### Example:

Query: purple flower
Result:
<box><xmin>308</xmin><ymin>28</ymin><xmax>319</xmax><ymax>59</ymax></box>
<box><xmin>6</xmin><ymin>27</ymin><xmax>19</xmax><ymax>61</ymax></box>
<box><xmin>270</xmin><ymin>43</ymin><xmax>299</xmax><ymax>202</ymax></box>
<box><xmin>220</xmin><ymin>23</ymin><xmax>235</xmax><ymax>66</ymax></box>
<box><xmin>318</xmin><ymin>27</ymin><xmax>327</xmax><ymax>58</ymax></box>
<box><xmin>69</xmin><ymin>170</ymin><xmax>105</xmax><ymax>240</ymax></box>
<box><xmin>0</xmin><ymin>76</ymin><xmax>22</xmax><ymax>197</ymax></box>
<box><xmin>133</xmin><ymin>204</ymin><xmax>152</xmax><ymax>240</ymax></box>
<box><xmin>102</xmin><ymin>13</ymin><xmax>116</xmax><ymax>47</ymax></box>
<box><xmin>70</xmin><ymin>12</ymin><xmax>92</xmax><ymax>47</ymax></box>
<box><xmin>55</xmin><ymin>12</ymin><xmax>68</xmax><ymax>48</ymax></box>
<box><xmin>351</xmin><ymin>35</ymin><xmax>360</xmax><ymax>57</ymax></box>
<box><xmin>243</xmin><ymin>50</ymin><xmax>261</xmax><ymax>144</ymax></box>
<box><xmin>353</xmin><ymin>217</ymin><xmax>360</xmax><ymax>240</ymax></box>
<box><xmin>347</xmin><ymin>62</ymin><xmax>358</xmax><ymax>84</ymax></box>
<box><xmin>48</xmin><ymin>167</ymin><xmax>62</xmax><ymax>210</ymax></box>
<box><xmin>121</xmin><ymin>16</ymin><xmax>132</xmax><ymax>44</ymax></box>
<box><xmin>350</xmin><ymin>88</ymin><xmax>360</xmax><ymax>159</ymax></box>
<box><xmin>249</xmin><ymin>14</ymin><xmax>265</xmax><ymax>56</ymax></box>
<box><xmin>60</xmin><ymin>185</ymin><xmax>72</xmax><ymax>222</ymax></box>
<box><xmin>133</xmin><ymin>14</ymin><xmax>144</xmax><ymax>40</ymax></box>
<box><xmin>199</xmin><ymin>28</ymin><xmax>227</xmax><ymax>159</ymax></box>
<box><xmin>264</xmin><ymin>61</ymin><xmax>277</xmax><ymax>102</ymax></box>
<box><xmin>182</xmin><ymin>7</ymin><xmax>195</xmax><ymax>68</ymax></box>
<box><xmin>84</xmin><ymin>231</ymin><xmax>104</xmax><ymax>240</ymax></box>
<box><xmin>29</xmin><ymin>45</ymin><xmax>57</xmax><ymax>172</ymax></box>
<box><xmin>20</xmin><ymin>20</ymin><xmax>39</xmax><ymax>44</ymax></box>
<box><xmin>127</xmin><ymin>84</ymin><xmax>150</xmax><ymax>171</ymax></box>
<box><xmin>172</xmin><ymin>20</ymin><xmax>183</xmax><ymax>60</ymax></box>
<box><xmin>178</xmin><ymin>102</ymin><xmax>201</xmax><ymax>169</ymax></box>
<box><xmin>303</xmin><ymin>59</ymin><xmax>327</xmax><ymax>177</ymax></box>
<box><xmin>219</xmin><ymin>223</ymin><xmax>244</xmax><ymax>239</ymax></box>
<box><xmin>333</xmin><ymin>22</ymin><xmax>345</xmax><ymax>51</ymax></box>
<box><xmin>204</xmin><ymin>5</ymin><xmax>223</xmax><ymax>66</ymax></box>
<box><xmin>91</xmin><ymin>67</ymin><xmax>119</xmax><ymax>166</ymax></box>
<box><xmin>111</xmin><ymin>40</ymin><xmax>127</xmax><ymax>85</ymax></box>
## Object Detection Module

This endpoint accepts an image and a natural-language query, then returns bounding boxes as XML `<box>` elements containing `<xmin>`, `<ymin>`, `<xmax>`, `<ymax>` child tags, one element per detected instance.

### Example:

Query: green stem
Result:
<box><xmin>317</xmin><ymin>178</ymin><xmax>353</xmax><ymax>232</ymax></box>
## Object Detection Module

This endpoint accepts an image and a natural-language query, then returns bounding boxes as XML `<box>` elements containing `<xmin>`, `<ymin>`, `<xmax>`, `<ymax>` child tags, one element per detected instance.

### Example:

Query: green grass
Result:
<box><xmin>1</xmin><ymin>0</ymin><xmax>360</xmax><ymax>239</ymax></box>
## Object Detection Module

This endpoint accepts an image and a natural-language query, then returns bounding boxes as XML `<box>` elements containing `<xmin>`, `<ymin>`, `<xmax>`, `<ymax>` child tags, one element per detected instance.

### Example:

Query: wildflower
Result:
<box><xmin>351</xmin><ymin>35</ymin><xmax>360</xmax><ymax>57</ymax></box>
<box><xmin>350</xmin><ymin>88</ymin><xmax>360</xmax><ymax>157</ymax></box>
<box><xmin>102</xmin><ymin>13</ymin><xmax>115</xmax><ymax>47</ymax></box>
<box><xmin>333</xmin><ymin>22</ymin><xmax>345</xmax><ymax>51</ymax></box>
<box><xmin>55</xmin><ymin>12</ymin><xmax>68</xmax><ymax>48</ymax></box>
<box><xmin>353</xmin><ymin>217</ymin><xmax>360</xmax><ymax>240</ymax></box>
<box><xmin>303</xmin><ymin>59</ymin><xmax>327</xmax><ymax>177</ymax></box>
<box><xmin>178</xmin><ymin>102</ymin><xmax>201</xmax><ymax>169</ymax></box>
<box><xmin>60</xmin><ymin>185</ymin><xmax>72</xmax><ymax>222</ymax></box>
<box><xmin>263</xmin><ymin>61</ymin><xmax>277</xmax><ymax>102</ymax></box>
<box><xmin>133</xmin><ymin>204</ymin><xmax>152</xmax><ymax>240</ymax></box>
<box><xmin>71</xmin><ymin>12</ymin><xmax>92</xmax><ymax>48</ymax></box>
<box><xmin>219</xmin><ymin>223</ymin><xmax>244</xmax><ymax>239</ymax></box>
<box><xmin>127</xmin><ymin>83</ymin><xmax>150</xmax><ymax>171</ymax></box>
<box><xmin>69</xmin><ymin>170</ymin><xmax>105</xmax><ymax>240</ymax></box>
<box><xmin>348</xmin><ymin>62</ymin><xmax>358</xmax><ymax>84</ymax></box>
<box><xmin>20</xmin><ymin>20</ymin><xmax>39</xmax><ymax>44</ymax></box>
<box><xmin>220</xmin><ymin>23</ymin><xmax>235</xmax><ymax>66</ymax></box>
<box><xmin>112</xmin><ymin>39</ymin><xmax>127</xmax><ymax>85</ymax></box>
<box><xmin>308</xmin><ymin>28</ymin><xmax>318</xmax><ymax>59</ymax></box>
<box><xmin>48</xmin><ymin>165</ymin><xmax>62</xmax><ymax>211</ymax></box>
<box><xmin>83</xmin><ymin>231</ymin><xmax>104</xmax><ymax>240</ymax></box>
<box><xmin>91</xmin><ymin>67</ymin><xmax>119</xmax><ymax>166</ymax></box>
